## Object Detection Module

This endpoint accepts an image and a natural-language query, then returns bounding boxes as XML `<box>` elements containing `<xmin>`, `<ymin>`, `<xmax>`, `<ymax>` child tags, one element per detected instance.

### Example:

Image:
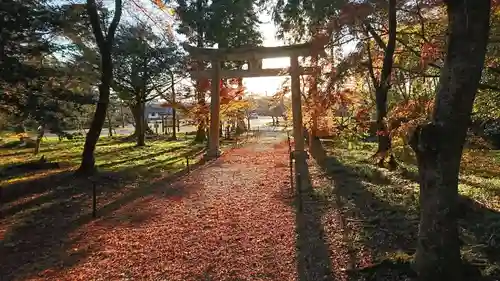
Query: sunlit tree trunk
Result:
<box><xmin>78</xmin><ymin>0</ymin><xmax>122</xmax><ymax>174</ymax></box>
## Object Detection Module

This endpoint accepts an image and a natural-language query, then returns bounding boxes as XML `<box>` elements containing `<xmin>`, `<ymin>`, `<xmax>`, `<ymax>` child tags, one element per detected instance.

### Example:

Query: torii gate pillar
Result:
<box><xmin>290</xmin><ymin>55</ymin><xmax>305</xmax><ymax>154</ymax></box>
<box><xmin>208</xmin><ymin>60</ymin><xmax>221</xmax><ymax>158</ymax></box>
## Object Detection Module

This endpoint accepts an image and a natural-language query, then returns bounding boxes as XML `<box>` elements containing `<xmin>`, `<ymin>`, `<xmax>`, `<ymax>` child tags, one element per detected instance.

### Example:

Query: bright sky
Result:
<box><xmin>242</xmin><ymin>13</ymin><xmax>290</xmax><ymax>96</ymax></box>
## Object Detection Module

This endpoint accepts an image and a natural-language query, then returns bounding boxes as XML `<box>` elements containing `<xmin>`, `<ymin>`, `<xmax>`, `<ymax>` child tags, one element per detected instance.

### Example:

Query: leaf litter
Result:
<box><xmin>1</xmin><ymin>137</ymin><xmax>360</xmax><ymax>281</ymax></box>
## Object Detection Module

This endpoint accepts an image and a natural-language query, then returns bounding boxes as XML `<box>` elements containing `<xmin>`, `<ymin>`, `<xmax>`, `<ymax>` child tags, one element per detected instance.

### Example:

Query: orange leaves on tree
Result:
<box><xmin>387</xmin><ymin>97</ymin><xmax>435</xmax><ymax>147</ymax></box>
<box><xmin>420</xmin><ymin>41</ymin><xmax>442</xmax><ymax>68</ymax></box>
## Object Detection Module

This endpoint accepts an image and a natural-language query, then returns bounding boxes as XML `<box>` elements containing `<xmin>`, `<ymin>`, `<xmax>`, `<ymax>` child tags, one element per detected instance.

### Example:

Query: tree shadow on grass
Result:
<box><xmin>293</xmin><ymin>157</ymin><xmax>336</xmax><ymax>281</ymax></box>
<box><xmin>308</xmin><ymin>138</ymin><xmax>417</xmax><ymax>280</ymax></box>
<box><xmin>311</xmin><ymin>138</ymin><xmax>500</xmax><ymax>280</ymax></box>
<box><xmin>0</xmin><ymin>147</ymin><xmax>209</xmax><ymax>281</ymax></box>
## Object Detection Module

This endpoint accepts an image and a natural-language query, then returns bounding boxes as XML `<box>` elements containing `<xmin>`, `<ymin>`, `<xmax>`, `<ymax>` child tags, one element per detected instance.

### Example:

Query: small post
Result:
<box><xmin>296</xmin><ymin>172</ymin><xmax>302</xmax><ymax>212</ymax></box>
<box><xmin>92</xmin><ymin>181</ymin><xmax>97</xmax><ymax>218</ymax></box>
<box><xmin>186</xmin><ymin>156</ymin><xmax>190</xmax><ymax>172</ymax></box>
<box><xmin>287</xmin><ymin>131</ymin><xmax>294</xmax><ymax>193</ymax></box>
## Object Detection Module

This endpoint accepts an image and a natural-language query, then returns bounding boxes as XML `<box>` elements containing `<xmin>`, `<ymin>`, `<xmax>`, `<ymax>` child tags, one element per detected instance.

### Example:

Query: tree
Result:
<box><xmin>112</xmin><ymin>23</ymin><xmax>183</xmax><ymax>146</ymax></box>
<box><xmin>78</xmin><ymin>0</ymin><xmax>122</xmax><ymax>174</ymax></box>
<box><xmin>363</xmin><ymin>0</ymin><xmax>398</xmax><ymax>168</ymax></box>
<box><xmin>408</xmin><ymin>1</ymin><xmax>491</xmax><ymax>280</ymax></box>
<box><xmin>0</xmin><ymin>0</ymin><xmax>95</xmax><ymax>137</ymax></box>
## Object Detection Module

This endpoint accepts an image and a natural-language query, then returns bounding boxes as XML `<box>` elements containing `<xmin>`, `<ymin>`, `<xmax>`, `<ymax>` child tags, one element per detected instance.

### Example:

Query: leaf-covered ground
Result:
<box><xmin>4</xmin><ymin>131</ymin><xmax>499</xmax><ymax>280</ymax></box>
<box><xmin>2</xmin><ymin>131</ymin><xmax>342</xmax><ymax>281</ymax></box>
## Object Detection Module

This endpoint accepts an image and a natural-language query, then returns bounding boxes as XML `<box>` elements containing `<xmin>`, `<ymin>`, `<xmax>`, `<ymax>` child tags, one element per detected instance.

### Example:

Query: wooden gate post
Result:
<box><xmin>208</xmin><ymin>60</ymin><xmax>221</xmax><ymax>158</ymax></box>
<box><xmin>290</xmin><ymin>55</ymin><xmax>307</xmax><ymax>179</ymax></box>
<box><xmin>290</xmin><ymin>55</ymin><xmax>305</xmax><ymax>153</ymax></box>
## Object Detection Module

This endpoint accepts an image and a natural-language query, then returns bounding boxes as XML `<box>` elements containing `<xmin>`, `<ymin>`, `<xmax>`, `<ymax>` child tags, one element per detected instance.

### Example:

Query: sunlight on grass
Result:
<box><xmin>323</xmin><ymin>140</ymin><xmax>500</xmax><ymax>210</ymax></box>
<box><xmin>0</xmin><ymin>135</ymin><xmax>204</xmax><ymax>184</ymax></box>
<box><xmin>317</xmin><ymin>139</ymin><xmax>500</xmax><ymax>277</ymax></box>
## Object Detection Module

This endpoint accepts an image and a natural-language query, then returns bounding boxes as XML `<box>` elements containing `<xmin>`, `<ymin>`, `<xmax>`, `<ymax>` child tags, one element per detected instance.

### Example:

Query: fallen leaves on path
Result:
<box><xmin>31</xmin><ymin>141</ymin><xmax>298</xmax><ymax>281</ymax></box>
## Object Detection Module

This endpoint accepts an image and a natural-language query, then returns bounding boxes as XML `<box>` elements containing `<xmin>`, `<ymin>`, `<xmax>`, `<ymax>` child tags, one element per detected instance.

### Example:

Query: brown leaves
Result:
<box><xmin>21</xmin><ymin>141</ymin><xmax>299</xmax><ymax>280</ymax></box>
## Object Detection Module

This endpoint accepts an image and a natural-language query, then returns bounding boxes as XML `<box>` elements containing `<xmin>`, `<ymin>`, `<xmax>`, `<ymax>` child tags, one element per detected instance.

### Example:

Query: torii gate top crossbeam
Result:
<box><xmin>182</xmin><ymin>42</ymin><xmax>326</xmax><ymax>61</ymax></box>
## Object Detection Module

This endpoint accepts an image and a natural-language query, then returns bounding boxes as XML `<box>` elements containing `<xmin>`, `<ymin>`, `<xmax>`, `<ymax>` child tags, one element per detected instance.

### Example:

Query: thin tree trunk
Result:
<box><xmin>170</xmin><ymin>72</ymin><xmax>177</xmax><ymax>140</ymax></box>
<box><xmin>120</xmin><ymin>103</ymin><xmax>125</xmax><ymax>128</ymax></box>
<box><xmin>409</xmin><ymin>1</ymin><xmax>490</xmax><ymax>280</ymax></box>
<box><xmin>364</xmin><ymin>0</ymin><xmax>397</xmax><ymax>168</ymax></box>
<box><xmin>247</xmin><ymin>115</ymin><xmax>251</xmax><ymax>131</ymax></box>
<box><xmin>106</xmin><ymin>108</ymin><xmax>113</xmax><ymax>137</ymax></box>
<box><xmin>78</xmin><ymin>0</ymin><xmax>122</xmax><ymax>174</ymax></box>
<box><xmin>132</xmin><ymin>99</ymin><xmax>146</xmax><ymax>146</ymax></box>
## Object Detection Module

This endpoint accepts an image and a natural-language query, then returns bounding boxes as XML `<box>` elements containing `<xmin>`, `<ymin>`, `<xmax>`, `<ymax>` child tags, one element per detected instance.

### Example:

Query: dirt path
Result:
<box><xmin>30</xmin><ymin>133</ymin><xmax>299</xmax><ymax>281</ymax></box>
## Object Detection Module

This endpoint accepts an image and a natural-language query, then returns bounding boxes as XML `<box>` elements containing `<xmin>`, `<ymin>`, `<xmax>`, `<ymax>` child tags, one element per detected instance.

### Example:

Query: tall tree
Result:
<box><xmin>176</xmin><ymin>0</ymin><xmax>210</xmax><ymax>142</ymax></box>
<box><xmin>112</xmin><ymin>23</ymin><xmax>183</xmax><ymax>146</ymax></box>
<box><xmin>78</xmin><ymin>0</ymin><xmax>122</xmax><ymax>174</ymax></box>
<box><xmin>408</xmin><ymin>1</ymin><xmax>491</xmax><ymax>280</ymax></box>
<box><xmin>0</xmin><ymin>0</ymin><xmax>94</xmax><ymax>135</ymax></box>
<box><xmin>363</xmin><ymin>0</ymin><xmax>398</xmax><ymax>168</ymax></box>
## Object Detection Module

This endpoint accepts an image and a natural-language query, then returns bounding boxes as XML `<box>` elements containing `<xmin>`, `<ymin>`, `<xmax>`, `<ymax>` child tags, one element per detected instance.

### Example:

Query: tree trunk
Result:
<box><xmin>77</xmin><ymin>0</ymin><xmax>122</xmax><ymax>175</ymax></box>
<box><xmin>364</xmin><ymin>0</ymin><xmax>397</xmax><ymax>168</ymax></box>
<box><xmin>120</xmin><ymin>103</ymin><xmax>125</xmax><ymax>128</ymax></box>
<box><xmin>79</xmin><ymin>85</ymin><xmax>111</xmax><ymax>173</ymax></box>
<box><xmin>172</xmin><ymin>109</ymin><xmax>177</xmax><ymax>140</ymax></box>
<box><xmin>130</xmin><ymin>104</ymin><xmax>140</xmax><ymax>135</ymax></box>
<box><xmin>106</xmin><ymin>108</ymin><xmax>113</xmax><ymax>137</ymax></box>
<box><xmin>170</xmin><ymin>73</ymin><xmax>177</xmax><ymax>140</ymax></box>
<box><xmin>132</xmin><ymin>101</ymin><xmax>146</xmax><ymax>146</ymax></box>
<box><xmin>374</xmin><ymin>87</ymin><xmax>392</xmax><ymax>167</ymax></box>
<box><xmin>247</xmin><ymin>114</ymin><xmax>251</xmax><ymax>131</ymax></box>
<box><xmin>410</xmin><ymin>1</ymin><xmax>490</xmax><ymax>280</ymax></box>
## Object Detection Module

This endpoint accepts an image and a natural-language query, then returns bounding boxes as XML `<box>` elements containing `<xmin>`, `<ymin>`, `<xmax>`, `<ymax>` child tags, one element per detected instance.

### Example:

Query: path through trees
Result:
<box><xmin>1</xmin><ymin>132</ymin><xmax>304</xmax><ymax>280</ymax></box>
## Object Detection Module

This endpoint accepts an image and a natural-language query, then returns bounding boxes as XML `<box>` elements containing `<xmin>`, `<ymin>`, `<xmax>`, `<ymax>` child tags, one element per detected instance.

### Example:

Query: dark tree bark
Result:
<box><xmin>364</xmin><ymin>0</ymin><xmax>397</xmax><ymax>168</ymax></box>
<box><xmin>106</xmin><ymin>108</ymin><xmax>113</xmax><ymax>137</ymax></box>
<box><xmin>409</xmin><ymin>1</ymin><xmax>490</xmax><ymax>280</ymax></box>
<box><xmin>170</xmin><ymin>71</ymin><xmax>177</xmax><ymax>140</ymax></box>
<box><xmin>78</xmin><ymin>0</ymin><xmax>122</xmax><ymax>174</ymax></box>
<box><xmin>130</xmin><ymin>97</ymin><xmax>146</xmax><ymax>146</ymax></box>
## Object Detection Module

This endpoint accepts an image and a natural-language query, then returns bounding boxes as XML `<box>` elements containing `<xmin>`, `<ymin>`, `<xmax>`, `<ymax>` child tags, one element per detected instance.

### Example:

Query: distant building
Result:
<box><xmin>145</xmin><ymin>104</ymin><xmax>172</xmax><ymax>121</ymax></box>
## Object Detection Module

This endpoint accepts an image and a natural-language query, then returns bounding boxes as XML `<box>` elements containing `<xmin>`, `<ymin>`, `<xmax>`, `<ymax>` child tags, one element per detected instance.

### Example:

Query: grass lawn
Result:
<box><xmin>306</xmin><ymin>139</ymin><xmax>500</xmax><ymax>279</ymax></box>
<box><xmin>0</xmin><ymin>133</ymin><xmax>206</xmax><ymax>185</ymax></box>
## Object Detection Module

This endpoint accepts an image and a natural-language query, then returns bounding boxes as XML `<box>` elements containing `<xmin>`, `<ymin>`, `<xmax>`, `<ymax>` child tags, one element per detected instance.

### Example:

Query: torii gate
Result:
<box><xmin>183</xmin><ymin>42</ymin><xmax>325</xmax><ymax>167</ymax></box>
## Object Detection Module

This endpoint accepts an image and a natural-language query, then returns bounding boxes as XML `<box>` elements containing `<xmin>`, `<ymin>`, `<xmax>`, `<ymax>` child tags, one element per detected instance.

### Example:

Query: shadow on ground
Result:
<box><xmin>307</xmin><ymin>137</ymin><xmax>500</xmax><ymax>280</ymax></box>
<box><xmin>0</xmin><ymin>146</ymin><xmax>207</xmax><ymax>281</ymax></box>
<box><xmin>293</xmin><ymin>156</ymin><xmax>336</xmax><ymax>281</ymax></box>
